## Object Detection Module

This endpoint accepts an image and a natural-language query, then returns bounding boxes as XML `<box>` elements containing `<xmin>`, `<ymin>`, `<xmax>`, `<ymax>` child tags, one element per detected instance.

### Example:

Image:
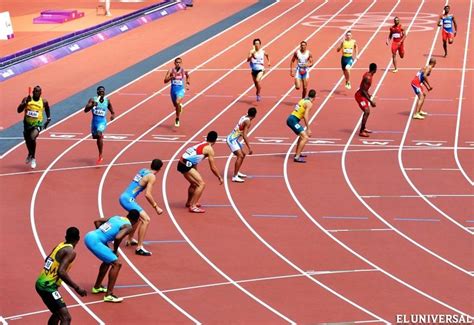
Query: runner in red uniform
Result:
<box><xmin>386</xmin><ymin>17</ymin><xmax>405</xmax><ymax>73</ymax></box>
<box><xmin>354</xmin><ymin>63</ymin><xmax>377</xmax><ymax>137</ymax></box>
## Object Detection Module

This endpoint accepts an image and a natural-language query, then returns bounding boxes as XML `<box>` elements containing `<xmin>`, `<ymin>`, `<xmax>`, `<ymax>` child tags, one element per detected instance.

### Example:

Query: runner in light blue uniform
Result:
<box><xmin>164</xmin><ymin>57</ymin><xmax>190</xmax><ymax>127</ymax></box>
<box><xmin>84</xmin><ymin>86</ymin><xmax>115</xmax><ymax>164</ymax></box>
<box><xmin>84</xmin><ymin>211</ymin><xmax>139</xmax><ymax>303</ymax></box>
<box><xmin>118</xmin><ymin>159</ymin><xmax>164</xmax><ymax>256</ymax></box>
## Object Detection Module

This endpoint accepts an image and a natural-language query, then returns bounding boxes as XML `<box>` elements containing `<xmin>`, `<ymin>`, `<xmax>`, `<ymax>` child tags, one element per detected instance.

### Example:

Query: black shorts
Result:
<box><xmin>35</xmin><ymin>284</ymin><xmax>67</xmax><ymax>314</ymax></box>
<box><xmin>177</xmin><ymin>160</ymin><xmax>194</xmax><ymax>174</ymax></box>
<box><xmin>23</xmin><ymin>123</ymin><xmax>42</xmax><ymax>134</ymax></box>
<box><xmin>251</xmin><ymin>69</ymin><xmax>263</xmax><ymax>78</ymax></box>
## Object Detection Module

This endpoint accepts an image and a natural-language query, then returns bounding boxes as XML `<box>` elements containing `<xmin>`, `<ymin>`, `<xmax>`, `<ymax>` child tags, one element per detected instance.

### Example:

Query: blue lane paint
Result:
<box><xmin>322</xmin><ymin>216</ymin><xmax>368</xmax><ymax>220</ymax></box>
<box><xmin>201</xmin><ymin>204</ymin><xmax>232</xmax><ymax>207</ymax></box>
<box><xmin>115</xmin><ymin>284</ymin><xmax>149</xmax><ymax>289</ymax></box>
<box><xmin>465</xmin><ymin>220</ymin><xmax>474</xmax><ymax>223</ymax></box>
<box><xmin>247</xmin><ymin>175</ymin><xmax>284</xmax><ymax>178</ymax></box>
<box><xmin>253</xmin><ymin>214</ymin><xmax>298</xmax><ymax>218</ymax></box>
<box><xmin>143</xmin><ymin>240</ymin><xmax>186</xmax><ymax>244</ymax></box>
<box><xmin>394</xmin><ymin>217</ymin><xmax>440</xmax><ymax>222</ymax></box>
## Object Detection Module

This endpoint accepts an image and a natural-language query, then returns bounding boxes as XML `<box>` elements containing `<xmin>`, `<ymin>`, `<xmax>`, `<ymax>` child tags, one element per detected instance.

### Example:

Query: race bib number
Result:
<box><xmin>99</xmin><ymin>222</ymin><xmax>112</xmax><ymax>233</ymax></box>
<box><xmin>392</xmin><ymin>33</ymin><xmax>401</xmax><ymax>38</ymax></box>
<box><xmin>444</xmin><ymin>23</ymin><xmax>452</xmax><ymax>28</ymax></box>
<box><xmin>133</xmin><ymin>174</ymin><xmax>143</xmax><ymax>182</ymax></box>
<box><xmin>26</xmin><ymin>110</ymin><xmax>39</xmax><ymax>118</ymax></box>
<box><xmin>52</xmin><ymin>291</ymin><xmax>62</xmax><ymax>300</ymax></box>
<box><xmin>172</xmin><ymin>79</ymin><xmax>183</xmax><ymax>86</ymax></box>
<box><xmin>44</xmin><ymin>257</ymin><xmax>54</xmax><ymax>270</ymax></box>
<box><xmin>360</xmin><ymin>101</ymin><xmax>366</xmax><ymax>107</ymax></box>
<box><xmin>294</xmin><ymin>123</ymin><xmax>301</xmax><ymax>129</ymax></box>
<box><xmin>92</xmin><ymin>108</ymin><xmax>106</xmax><ymax>117</ymax></box>
<box><xmin>343</xmin><ymin>48</ymin><xmax>353</xmax><ymax>54</ymax></box>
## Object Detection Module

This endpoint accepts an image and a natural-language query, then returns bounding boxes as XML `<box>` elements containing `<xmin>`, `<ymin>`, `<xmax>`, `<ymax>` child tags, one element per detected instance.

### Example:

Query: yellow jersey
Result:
<box><xmin>24</xmin><ymin>98</ymin><xmax>44</xmax><ymax>127</ymax></box>
<box><xmin>342</xmin><ymin>39</ymin><xmax>356</xmax><ymax>57</ymax></box>
<box><xmin>36</xmin><ymin>242</ymin><xmax>73</xmax><ymax>292</ymax></box>
<box><xmin>291</xmin><ymin>98</ymin><xmax>309</xmax><ymax>120</ymax></box>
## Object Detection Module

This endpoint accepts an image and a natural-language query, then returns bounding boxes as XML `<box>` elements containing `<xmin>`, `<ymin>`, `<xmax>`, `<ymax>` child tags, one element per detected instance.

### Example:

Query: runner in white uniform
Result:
<box><xmin>290</xmin><ymin>41</ymin><xmax>314</xmax><ymax>98</ymax></box>
<box><xmin>177</xmin><ymin>131</ymin><xmax>223</xmax><ymax>213</ymax></box>
<box><xmin>226</xmin><ymin>107</ymin><xmax>257</xmax><ymax>183</ymax></box>
<box><xmin>247</xmin><ymin>38</ymin><xmax>270</xmax><ymax>102</ymax></box>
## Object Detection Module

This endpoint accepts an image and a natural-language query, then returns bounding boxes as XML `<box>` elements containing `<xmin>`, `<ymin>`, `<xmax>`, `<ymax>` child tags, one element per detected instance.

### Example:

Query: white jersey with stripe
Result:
<box><xmin>182</xmin><ymin>141</ymin><xmax>208</xmax><ymax>165</ymax></box>
<box><xmin>250</xmin><ymin>49</ymin><xmax>265</xmax><ymax>71</ymax></box>
<box><xmin>227</xmin><ymin>115</ymin><xmax>249</xmax><ymax>141</ymax></box>
<box><xmin>296</xmin><ymin>50</ymin><xmax>310</xmax><ymax>68</ymax></box>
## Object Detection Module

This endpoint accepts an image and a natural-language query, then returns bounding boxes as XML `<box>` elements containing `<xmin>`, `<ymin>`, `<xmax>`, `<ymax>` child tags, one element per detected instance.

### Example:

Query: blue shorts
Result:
<box><xmin>84</xmin><ymin>232</ymin><xmax>117</xmax><ymax>264</ymax></box>
<box><xmin>341</xmin><ymin>56</ymin><xmax>354</xmax><ymax>70</ymax></box>
<box><xmin>171</xmin><ymin>88</ymin><xmax>185</xmax><ymax>103</ymax></box>
<box><xmin>295</xmin><ymin>67</ymin><xmax>309</xmax><ymax>80</ymax></box>
<box><xmin>91</xmin><ymin>120</ymin><xmax>107</xmax><ymax>136</ymax></box>
<box><xmin>119</xmin><ymin>194</ymin><xmax>143</xmax><ymax>212</ymax></box>
<box><xmin>411</xmin><ymin>83</ymin><xmax>422</xmax><ymax>95</ymax></box>
<box><xmin>287</xmin><ymin>115</ymin><xmax>304</xmax><ymax>135</ymax></box>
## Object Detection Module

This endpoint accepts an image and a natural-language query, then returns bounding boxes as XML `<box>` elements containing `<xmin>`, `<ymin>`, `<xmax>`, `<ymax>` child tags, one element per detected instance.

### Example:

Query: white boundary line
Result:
<box><xmin>398</xmin><ymin>0</ymin><xmax>473</xmax><ymax>235</ymax></box>
<box><xmin>26</xmin><ymin>1</ymin><xmax>294</xmax><ymax>323</ymax></box>
<box><xmin>285</xmin><ymin>0</ymin><xmax>472</xmax><ymax>318</ymax></box>
<box><xmin>220</xmin><ymin>0</ymin><xmax>390</xmax><ymax>322</ymax></box>
<box><xmin>454</xmin><ymin>0</ymin><xmax>474</xmax><ymax>185</ymax></box>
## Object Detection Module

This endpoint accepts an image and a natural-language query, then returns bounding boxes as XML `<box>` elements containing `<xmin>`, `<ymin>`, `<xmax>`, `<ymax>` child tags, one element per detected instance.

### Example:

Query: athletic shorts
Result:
<box><xmin>295</xmin><ymin>66</ymin><xmax>309</xmax><ymax>80</ymax></box>
<box><xmin>251</xmin><ymin>69</ymin><xmax>263</xmax><ymax>78</ymax></box>
<box><xmin>286</xmin><ymin>115</ymin><xmax>304</xmax><ymax>135</ymax></box>
<box><xmin>23</xmin><ymin>122</ymin><xmax>42</xmax><ymax>134</ymax></box>
<box><xmin>119</xmin><ymin>194</ymin><xmax>143</xmax><ymax>212</ymax></box>
<box><xmin>84</xmin><ymin>231</ymin><xmax>118</xmax><ymax>264</ymax></box>
<box><xmin>35</xmin><ymin>284</ymin><xmax>67</xmax><ymax>313</ymax></box>
<box><xmin>341</xmin><ymin>56</ymin><xmax>354</xmax><ymax>70</ymax></box>
<box><xmin>171</xmin><ymin>88</ymin><xmax>185</xmax><ymax>103</ymax></box>
<box><xmin>226</xmin><ymin>136</ymin><xmax>243</xmax><ymax>153</ymax></box>
<box><xmin>411</xmin><ymin>83</ymin><xmax>424</xmax><ymax>95</ymax></box>
<box><xmin>91</xmin><ymin>120</ymin><xmax>107</xmax><ymax>136</ymax></box>
<box><xmin>391</xmin><ymin>41</ymin><xmax>404</xmax><ymax>56</ymax></box>
<box><xmin>177</xmin><ymin>159</ymin><xmax>194</xmax><ymax>174</ymax></box>
<box><xmin>354</xmin><ymin>90</ymin><xmax>370</xmax><ymax>111</ymax></box>
<box><xmin>442</xmin><ymin>29</ymin><xmax>455</xmax><ymax>41</ymax></box>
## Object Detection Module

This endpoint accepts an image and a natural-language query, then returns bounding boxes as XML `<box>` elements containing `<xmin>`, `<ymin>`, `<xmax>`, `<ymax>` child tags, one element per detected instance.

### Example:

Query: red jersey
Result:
<box><xmin>359</xmin><ymin>72</ymin><xmax>373</xmax><ymax>92</ymax></box>
<box><xmin>390</xmin><ymin>24</ymin><xmax>404</xmax><ymax>42</ymax></box>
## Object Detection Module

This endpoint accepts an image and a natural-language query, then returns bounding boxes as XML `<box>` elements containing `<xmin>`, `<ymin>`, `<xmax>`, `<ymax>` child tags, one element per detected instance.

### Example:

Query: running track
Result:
<box><xmin>0</xmin><ymin>0</ymin><xmax>472</xmax><ymax>323</ymax></box>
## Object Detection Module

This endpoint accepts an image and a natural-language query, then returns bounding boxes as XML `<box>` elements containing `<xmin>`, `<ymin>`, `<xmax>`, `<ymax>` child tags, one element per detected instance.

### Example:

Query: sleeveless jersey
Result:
<box><xmin>92</xmin><ymin>216</ymin><xmax>131</xmax><ymax>244</ymax></box>
<box><xmin>250</xmin><ymin>49</ymin><xmax>265</xmax><ymax>71</ymax></box>
<box><xmin>411</xmin><ymin>70</ymin><xmax>425</xmax><ymax>86</ymax></box>
<box><xmin>36</xmin><ymin>242</ymin><xmax>73</xmax><ymax>292</ymax></box>
<box><xmin>171</xmin><ymin>68</ymin><xmax>186</xmax><ymax>91</ymax></box>
<box><xmin>442</xmin><ymin>15</ymin><xmax>454</xmax><ymax>33</ymax></box>
<box><xmin>359</xmin><ymin>72</ymin><xmax>373</xmax><ymax>92</ymax></box>
<box><xmin>24</xmin><ymin>98</ymin><xmax>44</xmax><ymax>127</ymax></box>
<box><xmin>182</xmin><ymin>141</ymin><xmax>208</xmax><ymax>165</ymax></box>
<box><xmin>122</xmin><ymin>168</ymin><xmax>152</xmax><ymax>199</ymax></box>
<box><xmin>296</xmin><ymin>50</ymin><xmax>310</xmax><ymax>67</ymax></box>
<box><xmin>342</xmin><ymin>39</ymin><xmax>355</xmax><ymax>57</ymax></box>
<box><xmin>92</xmin><ymin>96</ymin><xmax>109</xmax><ymax>122</ymax></box>
<box><xmin>291</xmin><ymin>98</ymin><xmax>310</xmax><ymax>120</ymax></box>
<box><xmin>390</xmin><ymin>25</ymin><xmax>404</xmax><ymax>42</ymax></box>
<box><xmin>228</xmin><ymin>115</ymin><xmax>250</xmax><ymax>141</ymax></box>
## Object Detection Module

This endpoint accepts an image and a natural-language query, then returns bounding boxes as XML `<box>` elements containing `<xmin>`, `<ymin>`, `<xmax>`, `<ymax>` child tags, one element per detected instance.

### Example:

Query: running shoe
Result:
<box><xmin>91</xmin><ymin>286</ymin><xmax>107</xmax><ymax>294</ymax></box>
<box><xmin>25</xmin><ymin>155</ymin><xmax>32</xmax><ymax>164</ymax></box>
<box><xmin>359</xmin><ymin>131</ymin><xmax>370</xmax><ymax>137</ymax></box>
<box><xmin>30</xmin><ymin>159</ymin><xmax>37</xmax><ymax>169</ymax></box>
<box><xmin>135</xmin><ymin>247</ymin><xmax>152</xmax><ymax>256</ymax></box>
<box><xmin>125</xmin><ymin>239</ymin><xmax>138</xmax><ymax>246</ymax></box>
<box><xmin>232</xmin><ymin>175</ymin><xmax>245</xmax><ymax>183</ymax></box>
<box><xmin>189</xmin><ymin>206</ymin><xmax>205</xmax><ymax>213</ymax></box>
<box><xmin>104</xmin><ymin>294</ymin><xmax>123</xmax><ymax>303</ymax></box>
<box><xmin>174</xmin><ymin>119</ymin><xmax>180</xmax><ymax>127</ymax></box>
<box><xmin>413</xmin><ymin>113</ymin><xmax>425</xmax><ymax>120</ymax></box>
<box><xmin>237</xmin><ymin>172</ymin><xmax>247</xmax><ymax>178</ymax></box>
<box><xmin>392</xmin><ymin>68</ymin><xmax>398</xmax><ymax>73</ymax></box>
<box><xmin>345</xmin><ymin>82</ymin><xmax>351</xmax><ymax>90</ymax></box>
<box><xmin>293</xmin><ymin>157</ymin><xmax>306</xmax><ymax>163</ymax></box>
<box><xmin>256</xmin><ymin>95</ymin><xmax>261</xmax><ymax>102</ymax></box>
<box><xmin>96</xmin><ymin>155</ymin><xmax>103</xmax><ymax>165</ymax></box>
<box><xmin>419</xmin><ymin>110</ymin><xmax>428</xmax><ymax>116</ymax></box>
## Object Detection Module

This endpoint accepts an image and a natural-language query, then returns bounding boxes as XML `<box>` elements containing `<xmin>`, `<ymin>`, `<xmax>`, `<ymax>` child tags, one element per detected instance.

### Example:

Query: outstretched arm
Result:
<box><xmin>113</xmin><ymin>225</ymin><xmax>132</xmax><ymax>253</ymax></box>
<box><xmin>242</xmin><ymin>121</ymin><xmax>253</xmax><ymax>155</ymax></box>
<box><xmin>206</xmin><ymin>147</ymin><xmax>223</xmax><ymax>184</ymax></box>
<box><xmin>144</xmin><ymin>175</ymin><xmax>163</xmax><ymax>214</ymax></box>
<box><xmin>57</xmin><ymin>249</ymin><xmax>87</xmax><ymax>296</ymax></box>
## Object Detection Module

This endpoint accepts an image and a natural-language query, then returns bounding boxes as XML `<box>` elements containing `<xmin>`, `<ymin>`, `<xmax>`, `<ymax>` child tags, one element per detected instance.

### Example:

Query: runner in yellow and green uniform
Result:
<box><xmin>337</xmin><ymin>30</ymin><xmax>358</xmax><ymax>89</ymax></box>
<box><xmin>35</xmin><ymin>227</ymin><xmax>87</xmax><ymax>325</ymax></box>
<box><xmin>17</xmin><ymin>85</ymin><xmax>51</xmax><ymax>169</ymax></box>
